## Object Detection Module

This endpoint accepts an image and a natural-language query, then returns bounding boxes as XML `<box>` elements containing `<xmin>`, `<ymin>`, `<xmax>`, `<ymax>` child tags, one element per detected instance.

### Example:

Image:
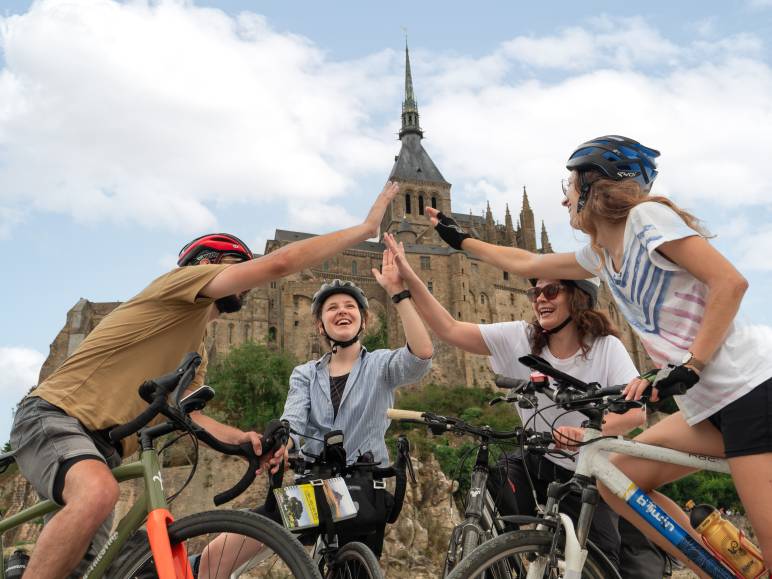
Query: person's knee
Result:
<box><xmin>62</xmin><ymin>460</ymin><xmax>119</xmax><ymax>520</ymax></box>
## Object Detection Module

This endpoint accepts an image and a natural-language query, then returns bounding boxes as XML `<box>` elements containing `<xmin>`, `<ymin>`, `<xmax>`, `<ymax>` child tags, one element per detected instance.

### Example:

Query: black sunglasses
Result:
<box><xmin>526</xmin><ymin>283</ymin><xmax>564</xmax><ymax>303</ymax></box>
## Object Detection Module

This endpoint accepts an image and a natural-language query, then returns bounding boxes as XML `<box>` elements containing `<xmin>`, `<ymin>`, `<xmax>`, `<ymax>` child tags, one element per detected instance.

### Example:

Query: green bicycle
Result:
<box><xmin>0</xmin><ymin>352</ymin><xmax>320</xmax><ymax>579</ymax></box>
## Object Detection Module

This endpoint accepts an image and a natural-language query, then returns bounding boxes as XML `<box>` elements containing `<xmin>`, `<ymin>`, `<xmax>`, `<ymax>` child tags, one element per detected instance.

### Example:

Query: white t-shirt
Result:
<box><xmin>575</xmin><ymin>201</ymin><xmax>772</xmax><ymax>426</ymax></box>
<box><xmin>479</xmin><ymin>321</ymin><xmax>639</xmax><ymax>471</ymax></box>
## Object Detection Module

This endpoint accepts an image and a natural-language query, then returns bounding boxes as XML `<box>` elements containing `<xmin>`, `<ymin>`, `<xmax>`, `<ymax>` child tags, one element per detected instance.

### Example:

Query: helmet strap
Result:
<box><xmin>576</xmin><ymin>173</ymin><xmax>592</xmax><ymax>213</ymax></box>
<box><xmin>541</xmin><ymin>315</ymin><xmax>572</xmax><ymax>336</ymax></box>
<box><xmin>324</xmin><ymin>322</ymin><xmax>364</xmax><ymax>354</ymax></box>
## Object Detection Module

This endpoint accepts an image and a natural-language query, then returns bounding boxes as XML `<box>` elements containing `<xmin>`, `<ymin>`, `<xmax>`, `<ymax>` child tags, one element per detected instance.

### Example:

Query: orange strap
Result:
<box><xmin>146</xmin><ymin>508</ymin><xmax>193</xmax><ymax>579</ymax></box>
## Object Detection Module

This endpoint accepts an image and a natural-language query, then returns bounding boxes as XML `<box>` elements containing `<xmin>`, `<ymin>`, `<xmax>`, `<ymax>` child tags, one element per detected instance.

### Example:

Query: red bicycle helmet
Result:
<box><xmin>177</xmin><ymin>233</ymin><xmax>253</xmax><ymax>266</ymax></box>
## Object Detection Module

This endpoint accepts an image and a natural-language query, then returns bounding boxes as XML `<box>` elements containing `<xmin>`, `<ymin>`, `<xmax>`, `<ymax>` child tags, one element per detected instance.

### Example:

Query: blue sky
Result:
<box><xmin>2</xmin><ymin>0</ymin><xmax>772</xmax><ymax>441</ymax></box>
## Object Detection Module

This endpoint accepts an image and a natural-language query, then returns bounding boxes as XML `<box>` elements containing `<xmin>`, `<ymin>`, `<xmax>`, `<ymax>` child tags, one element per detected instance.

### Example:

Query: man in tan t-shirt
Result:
<box><xmin>10</xmin><ymin>181</ymin><xmax>398</xmax><ymax>579</ymax></box>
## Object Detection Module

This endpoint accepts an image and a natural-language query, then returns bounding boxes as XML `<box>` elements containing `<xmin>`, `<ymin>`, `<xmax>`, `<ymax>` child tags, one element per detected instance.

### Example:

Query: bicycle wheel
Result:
<box><xmin>320</xmin><ymin>542</ymin><xmax>382</xmax><ymax>579</ymax></box>
<box><xmin>446</xmin><ymin>529</ymin><xmax>621</xmax><ymax>579</ymax></box>
<box><xmin>443</xmin><ymin>522</ymin><xmax>491</xmax><ymax>576</ymax></box>
<box><xmin>110</xmin><ymin>509</ymin><xmax>320</xmax><ymax>579</ymax></box>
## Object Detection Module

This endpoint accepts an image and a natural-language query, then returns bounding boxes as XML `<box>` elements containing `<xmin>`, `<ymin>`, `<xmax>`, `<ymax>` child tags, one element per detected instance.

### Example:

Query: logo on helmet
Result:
<box><xmin>617</xmin><ymin>171</ymin><xmax>640</xmax><ymax>178</ymax></box>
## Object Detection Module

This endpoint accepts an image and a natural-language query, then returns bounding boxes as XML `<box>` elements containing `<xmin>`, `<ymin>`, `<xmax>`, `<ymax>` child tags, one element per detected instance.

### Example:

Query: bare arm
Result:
<box><xmin>201</xmin><ymin>182</ymin><xmax>399</xmax><ymax>299</ymax></box>
<box><xmin>602</xmin><ymin>408</ymin><xmax>645</xmax><ymax>435</ymax></box>
<box><xmin>372</xmin><ymin>245</ymin><xmax>433</xmax><ymax>359</ymax></box>
<box><xmin>657</xmin><ymin>236</ymin><xmax>748</xmax><ymax>367</ymax></box>
<box><xmin>425</xmin><ymin>207</ymin><xmax>591</xmax><ymax>280</ymax></box>
<box><xmin>383</xmin><ymin>233</ymin><xmax>490</xmax><ymax>356</ymax></box>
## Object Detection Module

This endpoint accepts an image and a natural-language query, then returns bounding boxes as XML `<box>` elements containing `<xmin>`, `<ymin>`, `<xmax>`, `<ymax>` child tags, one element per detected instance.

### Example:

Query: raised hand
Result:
<box><xmin>383</xmin><ymin>233</ymin><xmax>419</xmax><ymax>283</ymax></box>
<box><xmin>425</xmin><ymin>208</ymin><xmax>471</xmax><ymax>250</ymax></box>
<box><xmin>372</xmin><ymin>244</ymin><xmax>404</xmax><ymax>296</ymax></box>
<box><xmin>363</xmin><ymin>181</ymin><xmax>400</xmax><ymax>238</ymax></box>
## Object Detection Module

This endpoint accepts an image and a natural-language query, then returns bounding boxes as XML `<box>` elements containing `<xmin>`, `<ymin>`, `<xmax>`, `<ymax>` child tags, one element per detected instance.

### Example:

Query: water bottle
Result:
<box><xmin>5</xmin><ymin>549</ymin><xmax>29</xmax><ymax>579</ymax></box>
<box><xmin>690</xmin><ymin>504</ymin><xmax>768</xmax><ymax>579</ymax></box>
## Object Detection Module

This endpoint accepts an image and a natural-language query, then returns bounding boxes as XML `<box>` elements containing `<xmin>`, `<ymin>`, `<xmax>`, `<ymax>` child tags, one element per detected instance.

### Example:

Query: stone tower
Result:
<box><xmin>380</xmin><ymin>42</ymin><xmax>451</xmax><ymax>245</ymax></box>
<box><xmin>517</xmin><ymin>186</ymin><xmax>537</xmax><ymax>251</ymax></box>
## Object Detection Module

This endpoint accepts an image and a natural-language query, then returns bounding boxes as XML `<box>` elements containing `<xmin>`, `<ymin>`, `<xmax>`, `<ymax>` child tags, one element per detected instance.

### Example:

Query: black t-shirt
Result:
<box><xmin>330</xmin><ymin>373</ymin><xmax>349</xmax><ymax>419</ymax></box>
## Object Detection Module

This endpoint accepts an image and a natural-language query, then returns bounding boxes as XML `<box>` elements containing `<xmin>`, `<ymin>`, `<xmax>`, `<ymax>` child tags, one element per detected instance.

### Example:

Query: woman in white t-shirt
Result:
<box><xmin>382</xmin><ymin>233</ymin><xmax>659</xmax><ymax>576</ymax></box>
<box><xmin>422</xmin><ymin>136</ymin><xmax>772</xmax><ymax>576</ymax></box>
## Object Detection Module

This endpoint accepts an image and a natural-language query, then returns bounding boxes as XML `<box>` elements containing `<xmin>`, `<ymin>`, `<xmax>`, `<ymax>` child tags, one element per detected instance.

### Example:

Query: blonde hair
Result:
<box><xmin>575</xmin><ymin>171</ymin><xmax>711</xmax><ymax>260</ymax></box>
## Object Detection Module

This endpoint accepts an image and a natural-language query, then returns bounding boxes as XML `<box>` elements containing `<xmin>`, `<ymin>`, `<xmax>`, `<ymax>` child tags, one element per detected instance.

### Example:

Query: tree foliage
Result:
<box><xmin>206</xmin><ymin>341</ymin><xmax>297</xmax><ymax>431</ymax></box>
<box><xmin>362</xmin><ymin>311</ymin><xmax>388</xmax><ymax>352</ymax></box>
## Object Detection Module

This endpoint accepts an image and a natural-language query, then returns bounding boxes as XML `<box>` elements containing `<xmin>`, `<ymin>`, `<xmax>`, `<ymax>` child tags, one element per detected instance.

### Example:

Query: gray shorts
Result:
<box><xmin>10</xmin><ymin>396</ymin><xmax>122</xmax><ymax>505</ymax></box>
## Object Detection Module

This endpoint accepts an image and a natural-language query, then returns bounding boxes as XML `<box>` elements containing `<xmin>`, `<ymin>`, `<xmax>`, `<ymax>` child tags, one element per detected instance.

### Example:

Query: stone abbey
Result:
<box><xmin>39</xmin><ymin>45</ymin><xmax>648</xmax><ymax>386</ymax></box>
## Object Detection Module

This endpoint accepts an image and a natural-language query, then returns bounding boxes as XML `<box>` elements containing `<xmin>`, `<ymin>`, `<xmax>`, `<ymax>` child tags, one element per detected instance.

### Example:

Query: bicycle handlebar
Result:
<box><xmin>107</xmin><ymin>353</ymin><xmax>291</xmax><ymax>506</ymax></box>
<box><xmin>109</xmin><ymin>353</ymin><xmax>202</xmax><ymax>443</ymax></box>
<box><xmin>387</xmin><ymin>408</ymin><xmax>521</xmax><ymax>440</ymax></box>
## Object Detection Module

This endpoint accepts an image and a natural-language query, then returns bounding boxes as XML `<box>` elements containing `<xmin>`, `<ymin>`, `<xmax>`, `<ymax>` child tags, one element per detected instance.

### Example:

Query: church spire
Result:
<box><xmin>400</xmin><ymin>40</ymin><xmax>423</xmax><ymax>138</ymax></box>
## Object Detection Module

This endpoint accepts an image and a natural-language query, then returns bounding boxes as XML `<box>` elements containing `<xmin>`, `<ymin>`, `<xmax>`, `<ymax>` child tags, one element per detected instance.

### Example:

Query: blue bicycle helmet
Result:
<box><xmin>566</xmin><ymin>136</ymin><xmax>660</xmax><ymax>210</ymax></box>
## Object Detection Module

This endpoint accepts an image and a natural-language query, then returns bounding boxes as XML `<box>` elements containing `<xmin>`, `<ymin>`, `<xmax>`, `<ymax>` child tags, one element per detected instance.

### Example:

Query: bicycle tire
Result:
<box><xmin>446</xmin><ymin>529</ymin><xmax>621</xmax><ymax>579</ymax></box>
<box><xmin>320</xmin><ymin>541</ymin><xmax>382</xmax><ymax>579</ymax></box>
<box><xmin>443</xmin><ymin>521</ymin><xmax>491</xmax><ymax>576</ymax></box>
<box><xmin>109</xmin><ymin>509</ymin><xmax>320</xmax><ymax>579</ymax></box>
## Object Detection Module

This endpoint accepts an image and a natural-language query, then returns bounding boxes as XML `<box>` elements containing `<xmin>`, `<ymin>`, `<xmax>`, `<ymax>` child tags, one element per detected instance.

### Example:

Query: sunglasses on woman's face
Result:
<box><xmin>526</xmin><ymin>283</ymin><xmax>564</xmax><ymax>303</ymax></box>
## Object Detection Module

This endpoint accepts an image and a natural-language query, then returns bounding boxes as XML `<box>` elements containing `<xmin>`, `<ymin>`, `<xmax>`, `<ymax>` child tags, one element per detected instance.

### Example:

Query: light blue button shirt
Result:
<box><xmin>281</xmin><ymin>346</ymin><xmax>431</xmax><ymax>465</ymax></box>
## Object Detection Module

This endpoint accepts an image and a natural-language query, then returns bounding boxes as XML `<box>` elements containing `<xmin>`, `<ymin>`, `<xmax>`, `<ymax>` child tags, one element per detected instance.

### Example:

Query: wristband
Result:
<box><xmin>391</xmin><ymin>289</ymin><xmax>412</xmax><ymax>304</ymax></box>
<box><xmin>434</xmin><ymin>211</ymin><xmax>471</xmax><ymax>250</ymax></box>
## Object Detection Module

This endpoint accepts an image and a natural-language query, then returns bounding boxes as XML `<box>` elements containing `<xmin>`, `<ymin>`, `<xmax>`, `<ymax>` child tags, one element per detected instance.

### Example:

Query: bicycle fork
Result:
<box><xmin>526</xmin><ymin>478</ymin><xmax>596</xmax><ymax>579</ymax></box>
<box><xmin>141</xmin><ymin>426</ymin><xmax>194</xmax><ymax>579</ymax></box>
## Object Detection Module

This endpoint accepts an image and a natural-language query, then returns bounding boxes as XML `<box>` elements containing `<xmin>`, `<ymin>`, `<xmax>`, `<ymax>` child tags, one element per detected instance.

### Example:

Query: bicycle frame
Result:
<box><xmin>535</xmin><ymin>427</ymin><xmax>736</xmax><ymax>579</ymax></box>
<box><xmin>0</xmin><ymin>445</ymin><xmax>191</xmax><ymax>579</ymax></box>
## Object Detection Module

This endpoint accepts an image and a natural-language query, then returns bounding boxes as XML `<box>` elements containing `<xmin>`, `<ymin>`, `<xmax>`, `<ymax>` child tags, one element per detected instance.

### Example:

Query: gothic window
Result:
<box><xmin>270</xmin><ymin>281</ymin><xmax>277</xmax><ymax>289</ymax></box>
<box><xmin>503</xmin><ymin>271</ymin><xmax>510</xmax><ymax>281</ymax></box>
<box><xmin>294</xmin><ymin>320</ymin><xmax>300</xmax><ymax>327</ymax></box>
<box><xmin>418</xmin><ymin>195</ymin><xmax>425</xmax><ymax>216</ymax></box>
<box><xmin>352</xmin><ymin>261</ymin><xmax>358</xmax><ymax>275</ymax></box>
<box><xmin>420</xmin><ymin>256</ymin><xmax>431</xmax><ymax>270</ymax></box>
<box><xmin>293</xmin><ymin>295</ymin><xmax>300</xmax><ymax>309</ymax></box>
<box><xmin>268</xmin><ymin>326</ymin><xmax>277</xmax><ymax>342</ymax></box>
<box><xmin>510</xmin><ymin>293</ymin><xmax>515</xmax><ymax>305</ymax></box>
<box><xmin>405</xmin><ymin>193</ymin><xmax>412</xmax><ymax>214</ymax></box>
<box><xmin>427</xmin><ymin>281</ymin><xmax>433</xmax><ymax>293</ymax></box>
<box><xmin>244</xmin><ymin>325</ymin><xmax>251</xmax><ymax>342</ymax></box>
<box><xmin>457</xmin><ymin>311</ymin><xmax>462</xmax><ymax>319</ymax></box>
<box><xmin>431</xmin><ymin>196</ymin><xmax>437</xmax><ymax>209</ymax></box>
<box><xmin>481</xmin><ymin>294</ymin><xmax>486</xmax><ymax>305</ymax></box>
<box><xmin>228</xmin><ymin>323</ymin><xmax>234</xmax><ymax>344</ymax></box>
<box><xmin>269</xmin><ymin>299</ymin><xmax>274</xmax><ymax>310</ymax></box>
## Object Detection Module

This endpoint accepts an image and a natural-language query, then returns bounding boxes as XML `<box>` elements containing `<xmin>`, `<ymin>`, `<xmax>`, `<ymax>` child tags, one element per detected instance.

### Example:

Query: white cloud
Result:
<box><xmin>1</xmin><ymin>5</ymin><xmax>771</xmax><ymax>245</ymax></box>
<box><xmin>0</xmin><ymin>0</ymin><xmax>396</xmax><ymax>235</ymax></box>
<box><xmin>0</xmin><ymin>347</ymin><xmax>45</xmax><ymax>444</ymax></box>
<box><xmin>736</xmin><ymin>228</ymin><xmax>772</xmax><ymax>271</ymax></box>
<box><xmin>416</xmin><ymin>29</ymin><xmax>772</xmax><ymax>229</ymax></box>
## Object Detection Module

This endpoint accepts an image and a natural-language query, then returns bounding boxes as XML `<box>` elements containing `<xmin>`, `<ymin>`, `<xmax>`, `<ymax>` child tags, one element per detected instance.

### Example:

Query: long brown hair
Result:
<box><xmin>575</xmin><ymin>171</ymin><xmax>711</xmax><ymax>261</ymax></box>
<box><xmin>528</xmin><ymin>283</ymin><xmax>620</xmax><ymax>358</ymax></box>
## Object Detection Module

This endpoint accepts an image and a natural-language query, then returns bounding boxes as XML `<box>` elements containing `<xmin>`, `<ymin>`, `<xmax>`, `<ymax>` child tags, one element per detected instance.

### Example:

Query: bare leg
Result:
<box><xmin>198</xmin><ymin>532</ymin><xmax>266</xmax><ymax>579</ymax></box>
<box><xmin>25</xmin><ymin>459</ymin><xmax>119</xmax><ymax>579</ymax></box>
<box><xmin>727</xmin><ymin>453</ymin><xmax>772</xmax><ymax>567</ymax></box>
<box><xmin>598</xmin><ymin>412</ymin><xmax>725</xmax><ymax>579</ymax></box>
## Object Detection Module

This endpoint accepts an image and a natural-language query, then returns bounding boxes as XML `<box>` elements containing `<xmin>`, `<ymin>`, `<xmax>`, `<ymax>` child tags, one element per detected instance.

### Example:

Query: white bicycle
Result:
<box><xmin>393</xmin><ymin>354</ymin><xmax>760</xmax><ymax>579</ymax></box>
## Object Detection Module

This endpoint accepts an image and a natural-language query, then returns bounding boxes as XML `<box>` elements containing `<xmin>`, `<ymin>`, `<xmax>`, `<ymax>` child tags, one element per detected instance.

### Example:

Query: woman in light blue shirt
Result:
<box><xmin>281</xmin><ymin>269</ymin><xmax>433</xmax><ymax>467</ymax></box>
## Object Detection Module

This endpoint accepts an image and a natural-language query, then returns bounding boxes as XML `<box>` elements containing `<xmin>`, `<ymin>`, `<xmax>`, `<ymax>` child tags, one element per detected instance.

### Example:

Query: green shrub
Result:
<box><xmin>206</xmin><ymin>341</ymin><xmax>297</xmax><ymax>430</ymax></box>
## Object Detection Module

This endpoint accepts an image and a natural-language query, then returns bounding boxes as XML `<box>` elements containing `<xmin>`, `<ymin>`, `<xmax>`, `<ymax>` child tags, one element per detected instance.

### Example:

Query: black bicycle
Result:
<box><xmin>269</xmin><ymin>429</ymin><xmax>412</xmax><ymax>579</ymax></box>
